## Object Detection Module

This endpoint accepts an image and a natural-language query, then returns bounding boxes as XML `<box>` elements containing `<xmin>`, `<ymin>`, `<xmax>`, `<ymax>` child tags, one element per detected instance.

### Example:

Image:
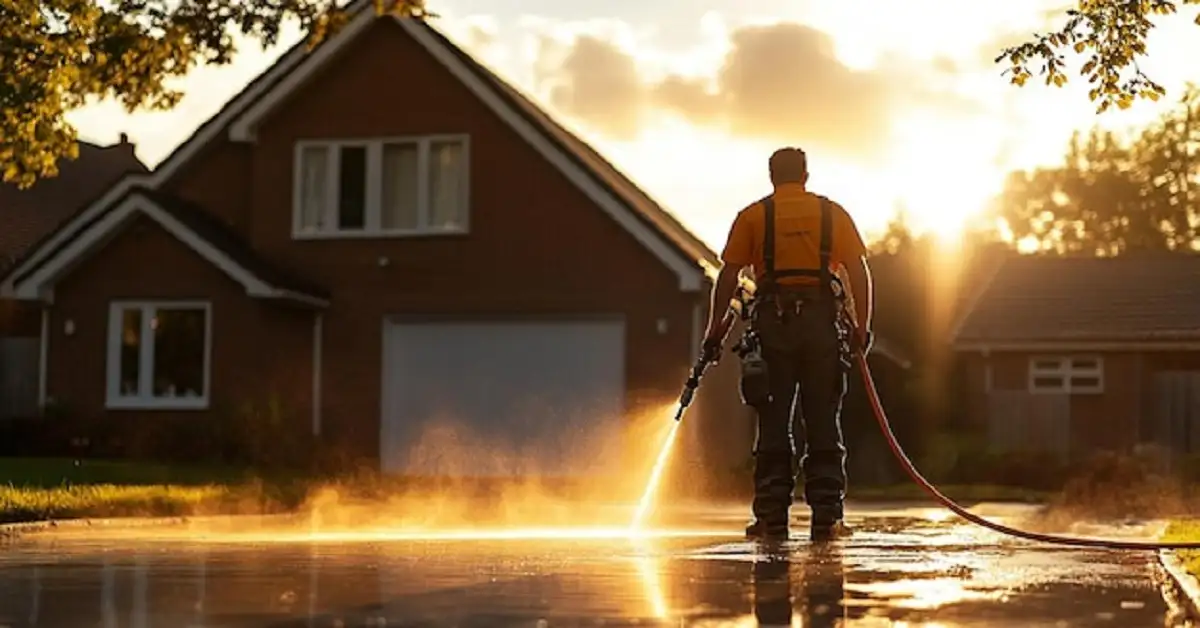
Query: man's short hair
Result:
<box><xmin>769</xmin><ymin>147</ymin><xmax>807</xmax><ymax>182</ymax></box>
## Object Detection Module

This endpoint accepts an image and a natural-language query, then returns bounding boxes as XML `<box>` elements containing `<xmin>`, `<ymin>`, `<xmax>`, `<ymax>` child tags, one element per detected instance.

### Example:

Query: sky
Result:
<box><xmin>65</xmin><ymin>0</ymin><xmax>1200</xmax><ymax>252</ymax></box>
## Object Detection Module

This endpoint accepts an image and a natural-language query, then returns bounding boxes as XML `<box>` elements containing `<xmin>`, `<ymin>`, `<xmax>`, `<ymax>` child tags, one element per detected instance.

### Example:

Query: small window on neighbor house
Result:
<box><xmin>107</xmin><ymin>302</ymin><xmax>210</xmax><ymax>410</ymax></box>
<box><xmin>1028</xmin><ymin>355</ymin><xmax>1104</xmax><ymax>395</ymax></box>
<box><xmin>1032</xmin><ymin>375</ymin><xmax>1065</xmax><ymax>391</ymax></box>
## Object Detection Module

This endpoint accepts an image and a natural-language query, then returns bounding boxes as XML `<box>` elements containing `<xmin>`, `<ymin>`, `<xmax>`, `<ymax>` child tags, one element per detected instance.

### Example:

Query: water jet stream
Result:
<box><xmin>629</xmin><ymin>406</ymin><xmax>683</xmax><ymax>530</ymax></box>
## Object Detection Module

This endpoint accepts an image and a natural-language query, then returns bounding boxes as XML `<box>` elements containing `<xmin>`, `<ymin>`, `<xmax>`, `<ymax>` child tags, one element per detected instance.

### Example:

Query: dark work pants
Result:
<box><xmin>749</xmin><ymin>291</ymin><xmax>849</xmax><ymax>526</ymax></box>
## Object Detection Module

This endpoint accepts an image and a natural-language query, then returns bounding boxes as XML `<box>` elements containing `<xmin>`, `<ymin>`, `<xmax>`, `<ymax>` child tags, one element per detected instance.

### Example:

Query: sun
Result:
<box><xmin>879</xmin><ymin>111</ymin><xmax>1006</xmax><ymax>245</ymax></box>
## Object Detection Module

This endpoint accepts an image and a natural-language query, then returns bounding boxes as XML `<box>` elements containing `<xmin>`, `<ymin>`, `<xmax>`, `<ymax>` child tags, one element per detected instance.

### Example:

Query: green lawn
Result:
<box><xmin>1162</xmin><ymin>519</ymin><xmax>1200</xmax><ymax>578</ymax></box>
<box><xmin>0</xmin><ymin>457</ymin><xmax>294</xmax><ymax>525</ymax></box>
<box><xmin>0</xmin><ymin>457</ymin><xmax>251</xmax><ymax>488</ymax></box>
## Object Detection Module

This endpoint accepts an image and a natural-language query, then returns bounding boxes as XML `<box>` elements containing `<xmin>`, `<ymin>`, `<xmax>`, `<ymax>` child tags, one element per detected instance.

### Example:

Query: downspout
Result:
<box><xmin>37</xmin><ymin>307</ymin><xmax>48</xmax><ymax>412</ymax></box>
<box><xmin>312</xmin><ymin>312</ymin><xmax>323</xmax><ymax>436</ymax></box>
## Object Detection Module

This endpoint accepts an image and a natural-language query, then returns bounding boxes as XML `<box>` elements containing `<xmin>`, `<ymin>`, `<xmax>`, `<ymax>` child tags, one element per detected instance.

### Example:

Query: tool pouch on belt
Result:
<box><xmin>739</xmin><ymin>332</ymin><xmax>771</xmax><ymax>408</ymax></box>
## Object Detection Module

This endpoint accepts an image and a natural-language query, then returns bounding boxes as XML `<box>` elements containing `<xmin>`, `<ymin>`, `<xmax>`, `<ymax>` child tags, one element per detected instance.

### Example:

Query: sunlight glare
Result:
<box><xmin>632</xmin><ymin>539</ymin><xmax>669</xmax><ymax>619</ymax></box>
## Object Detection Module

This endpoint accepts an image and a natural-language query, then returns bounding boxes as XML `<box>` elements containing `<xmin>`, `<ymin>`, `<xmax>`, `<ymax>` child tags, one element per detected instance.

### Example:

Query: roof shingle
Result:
<box><xmin>0</xmin><ymin>140</ymin><xmax>147</xmax><ymax>270</ymax></box>
<box><xmin>952</xmin><ymin>253</ymin><xmax>1200</xmax><ymax>345</ymax></box>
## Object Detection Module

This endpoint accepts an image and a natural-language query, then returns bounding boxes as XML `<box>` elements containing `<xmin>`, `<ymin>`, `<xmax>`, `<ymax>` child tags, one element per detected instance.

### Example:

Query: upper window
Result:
<box><xmin>1028</xmin><ymin>356</ymin><xmax>1103</xmax><ymax>394</ymax></box>
<box><xmin>294</xmin><ymin>135</ymin><xmax>470</xmax><ymax>237</ymax></box>
<box><xmin>106</xmin><ymin>301</ymin><xmax>211</xmax><ymax>410</ymax></box>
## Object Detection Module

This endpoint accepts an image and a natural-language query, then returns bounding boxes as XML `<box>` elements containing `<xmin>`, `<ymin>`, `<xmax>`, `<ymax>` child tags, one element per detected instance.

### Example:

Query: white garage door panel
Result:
<box><xmin>381</xmin><ymin>319</ymin><xmax>626</xmax><ymax>478</ymax></box>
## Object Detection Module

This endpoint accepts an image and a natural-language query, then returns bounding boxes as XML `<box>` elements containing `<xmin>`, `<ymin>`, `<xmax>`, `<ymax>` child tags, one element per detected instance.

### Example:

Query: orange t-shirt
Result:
<box><xmin>720</xmin><ymin>183</ymin><xmax>866</xmax><ymax>285</ymax></box>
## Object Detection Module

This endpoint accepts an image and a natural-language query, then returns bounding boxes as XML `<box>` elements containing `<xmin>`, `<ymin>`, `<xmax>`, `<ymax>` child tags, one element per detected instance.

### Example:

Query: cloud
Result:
<box><xmin>544</xmin><ymin>34</ymin><xmax>649</xmax><ymax>140</ymax></box>
<box><xmin>666</xmin><ymin>23</ymin><xmax>893</xmax><ymax>156</ymax></box>
<box><xmin>527</xmin><ymin>19</ymin><xmax>970</xmax><ymax>163</ymax></box>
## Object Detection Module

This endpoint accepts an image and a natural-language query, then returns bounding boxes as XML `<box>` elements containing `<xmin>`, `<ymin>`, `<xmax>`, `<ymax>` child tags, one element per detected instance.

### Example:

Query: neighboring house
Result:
<box><xmin>0</xmin><ymin>6</ymin><xmax>911</xmax><ymax>480</ymax></box>
<box><xmin>950</xmin><ymin>252</ymin><xmax>1200</xmax><ymax>462</ymax></box>
<box><xmin>0</xmin><ymin>138</ymin><xmax>147</xmax><ymax>419</ymax></box>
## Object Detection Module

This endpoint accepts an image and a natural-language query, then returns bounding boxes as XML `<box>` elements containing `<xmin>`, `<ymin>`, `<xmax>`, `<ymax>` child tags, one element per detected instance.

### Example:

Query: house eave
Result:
<box><xmin>954</xmin><ymin>339</ymin><xmax>1200</xmax><ymax>352</ymax></box>
<box><xmin>6</xmin><ymin>192</ymin><xmax>328</xmax><ymax>308</ymax></box>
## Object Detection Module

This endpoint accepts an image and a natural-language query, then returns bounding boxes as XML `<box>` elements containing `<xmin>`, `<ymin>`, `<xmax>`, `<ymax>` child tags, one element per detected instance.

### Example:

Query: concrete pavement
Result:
<box><xmin>0</xmin><ymin>504</ymin><xmax>1182</xmax><ymax>627</ymax></box>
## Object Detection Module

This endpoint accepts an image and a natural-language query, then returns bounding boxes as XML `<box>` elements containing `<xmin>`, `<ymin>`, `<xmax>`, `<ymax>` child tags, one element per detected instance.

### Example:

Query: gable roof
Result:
<box><xmin>8</xmin><ymin>186</ymin><xmax>328</xmax><ymax>306</ymax></box>
<box><xmin>1</xmin><ymin>3</ymin><xmax>718</xmax><ymax>297</ymax></box>
<box><xmin>0</xmin><ymin>140</ymin><xmax>147</xmax><ymax>271</ymax></box>
<box><xmin>951</xmin><ymin>252</ymin><xmax>1200</xmax><ymax>350</ymax></box>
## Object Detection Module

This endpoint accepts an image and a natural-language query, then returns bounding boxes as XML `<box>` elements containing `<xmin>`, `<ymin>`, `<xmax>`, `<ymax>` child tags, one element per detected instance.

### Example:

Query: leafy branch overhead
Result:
<box><xmin>997</xmin><ymin>0</ymin><xmax>1200</xmax><ymax>112</ymax></box>
<box><xmin>0</xmin><ymin>0</ymin><xmax>428</xmax><ymax>190</ymax></box>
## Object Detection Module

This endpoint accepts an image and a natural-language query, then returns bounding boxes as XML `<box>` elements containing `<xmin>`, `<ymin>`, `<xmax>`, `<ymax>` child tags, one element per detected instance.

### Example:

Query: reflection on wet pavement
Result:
<box><xmin>0</xmin><ymin>504</ymin><xmax>1177</xmax><ymax>627</ymax></box>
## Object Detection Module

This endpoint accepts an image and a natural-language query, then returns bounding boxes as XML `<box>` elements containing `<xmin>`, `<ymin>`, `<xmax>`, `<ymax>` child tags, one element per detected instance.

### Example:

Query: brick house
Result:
<box><xmin>0</xmin><ymin>8</ymin><xmax>910</xmax><ymax>485</ymax></box>
<box><xmin>0</xmin><ymin>9</ymin><xmax>726</xmax><ymax>477</ymax></box>
<box><xmin>0</xmin><ymin>138</ymin><xmax>147</xmax><ymax>420</ymax></box>
<box><xmin>950</xmin><ymin>252</ymin><xmax>1200</xmax><ymax>462</ymax></box>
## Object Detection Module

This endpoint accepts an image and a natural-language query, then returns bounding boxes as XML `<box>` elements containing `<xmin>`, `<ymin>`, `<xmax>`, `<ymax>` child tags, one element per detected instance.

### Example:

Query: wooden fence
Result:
<box><xmin>986</xmin><ymin>390</ymin><xmax>1071</xmax><ymax>457</ymax></box>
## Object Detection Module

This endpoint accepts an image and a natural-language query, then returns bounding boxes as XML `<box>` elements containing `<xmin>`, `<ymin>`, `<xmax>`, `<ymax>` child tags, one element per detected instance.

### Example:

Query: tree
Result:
<box><xmin>1</xmin><ymin>0</ymin><xmax>428</xmax><ymax>189</ymax></box>
<box><xmin>991</xmin><ymin>83</ymin><xmax>1200</xmax><ymax>254</ymax></box>
<box><xmin>869</xmin><ymin>208</ymin><xmax>918</xmax><ymax>256</ymax></box>
<box><xmin>997</xmin><ymin>0</ymin><xmax>1200</xmax><ymax>113</ymax></box>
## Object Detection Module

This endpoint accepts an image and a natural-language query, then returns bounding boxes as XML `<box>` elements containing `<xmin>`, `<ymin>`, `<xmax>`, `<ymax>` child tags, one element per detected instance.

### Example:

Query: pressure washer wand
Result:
<box><xmin>674</xmin><ymin>307</ymin><xmax>738</xmax><ymax>422</ymax></box>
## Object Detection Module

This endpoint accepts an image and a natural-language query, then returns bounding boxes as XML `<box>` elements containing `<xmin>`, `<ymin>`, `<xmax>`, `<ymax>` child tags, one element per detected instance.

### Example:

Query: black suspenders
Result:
<box><xmin>761</xmin><ymin>195</ymin><xmax>833</xmax><ymax>295</ymax></box>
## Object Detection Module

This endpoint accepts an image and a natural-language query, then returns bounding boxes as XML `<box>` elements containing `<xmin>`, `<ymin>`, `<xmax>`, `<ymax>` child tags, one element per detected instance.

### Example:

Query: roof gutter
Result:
<box><xmin>955</xmin><ymin>340</ymin><xmax>1200</xmax><ymax>352</ymax></box>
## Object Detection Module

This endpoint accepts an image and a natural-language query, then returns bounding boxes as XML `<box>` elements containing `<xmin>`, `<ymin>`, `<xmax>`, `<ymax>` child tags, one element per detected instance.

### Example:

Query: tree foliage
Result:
<box><xmin>869</xmin><ymin>209</ymin><xmax>918</xmax><ymax>256</ymax></box>
<box><xmin>992</xmin><ymin>83</ymin><xmax>1200</xmax><ymax>254</ymax></box>
<box><xmin>997</xmin><ymin>0</ymin><xmax>1200</xmax><ymax>112</ymax></box>
<box><xmin>0</xmin><ymin>0</ymin><xmax>427</xmax><ymax>189</ymax></box>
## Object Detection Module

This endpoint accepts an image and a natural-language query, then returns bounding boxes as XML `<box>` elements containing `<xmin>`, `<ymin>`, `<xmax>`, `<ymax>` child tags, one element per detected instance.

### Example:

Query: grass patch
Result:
<box><xmin>0</xmin><ymin>458</ymin><xmax>315</xmax><ymax>525</ymax></box>
<box><xmin>1162</xmin><ymin>519</ymin><xmax>1200</xmax><ymax>578</ymax></box>
<box><xmin>0</xmin><ymin>457</ymin><xmax>252</xmax><ymax>488</ymax></box>
<box><xmin>0</xmin><ymin>484</ymin><xmax>232</xmax><ymax>524</ymax></box>
<box><xmin>853</xmin><ymin>483</ymin><xmax>1049</xmax><ymax>503</ymax></box>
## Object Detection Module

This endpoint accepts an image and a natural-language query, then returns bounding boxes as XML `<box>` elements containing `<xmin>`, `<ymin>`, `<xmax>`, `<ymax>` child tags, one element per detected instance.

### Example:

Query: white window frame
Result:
<box><xmin>105</xmin><ymin>300</ymin><xmax>213</xmax><ymax>410</ymax></box>
<box><xmin>1028</xmin><ymin>355</ymin><xmax>1104</xmax><ymax>395</ymax></box>
<box><xmin>291</xmin><ymin>134</ymin><xmax>471</xmax><ymax>239</ymax></box>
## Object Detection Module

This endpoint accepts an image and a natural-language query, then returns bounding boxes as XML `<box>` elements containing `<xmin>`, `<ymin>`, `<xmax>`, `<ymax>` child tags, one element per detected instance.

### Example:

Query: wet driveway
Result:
<box><xmin>0</xmin><ymin>504</ymin><xmax>1180</xmax><ymax>627</ymax></box>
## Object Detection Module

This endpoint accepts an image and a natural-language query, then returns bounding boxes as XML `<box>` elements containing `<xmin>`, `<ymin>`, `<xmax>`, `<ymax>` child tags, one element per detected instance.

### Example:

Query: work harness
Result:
<box><xmin>757</xmin><ymin>194</ymin><xmax>842</xmax><ymax>300</ymax></box>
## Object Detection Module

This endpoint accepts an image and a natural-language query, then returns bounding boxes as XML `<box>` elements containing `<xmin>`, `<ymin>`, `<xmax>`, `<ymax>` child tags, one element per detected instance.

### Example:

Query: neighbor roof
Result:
<box><xmin>0</xmin><ymin>141</ymin><xmax>147</xmax><ymax>270</ymax></box>
<box><xmin>9</xmin><ymin>186</ymin><xmax>329</xmax><ymax>307</ymax></box>
<box><xmin>951</xmin><ymin>253</ymin><xmax>1200</xmax><ymax>348</ymax></box>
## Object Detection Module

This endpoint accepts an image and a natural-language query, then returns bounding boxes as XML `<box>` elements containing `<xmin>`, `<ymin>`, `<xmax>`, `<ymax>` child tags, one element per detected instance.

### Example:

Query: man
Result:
<box><xmin>702</xmin><ymin>147</ymin><xmax>874</xmax><ymax>541</ymax></box>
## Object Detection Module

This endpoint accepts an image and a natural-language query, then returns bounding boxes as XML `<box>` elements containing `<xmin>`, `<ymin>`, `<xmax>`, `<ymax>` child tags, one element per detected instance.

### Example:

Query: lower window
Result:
<box><xmin>1028</xmin><ymin>355</ymin><xmax>1104</xmax><ymax>394</ymax></box>
<box><xmin>106</xmin><ymin>301</ymin><xmax>211</xmax><ymax>409</ymax></box>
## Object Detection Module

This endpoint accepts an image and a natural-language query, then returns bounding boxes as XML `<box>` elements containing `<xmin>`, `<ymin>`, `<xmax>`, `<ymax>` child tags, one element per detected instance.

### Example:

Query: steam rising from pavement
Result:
<box><xmin>28</xmin><ymin>402</ymin><xmax>729</xmax><ymax>544</ymax></box>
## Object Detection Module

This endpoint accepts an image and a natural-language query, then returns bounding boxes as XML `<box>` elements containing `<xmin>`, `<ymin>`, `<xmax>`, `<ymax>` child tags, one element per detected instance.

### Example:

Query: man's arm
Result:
<box><xmin>705</xmin><ymin>262</ymin><xmax>744</xmax><ymax>341</ymax></box>
<box><xmin>834</xmin><ymin>205</ymin><xmax>874</xmax><ymax>341</ymax></box>
<box><xmin>705</xmin><ymin>207</ymin><xmax>754</xmax><ymax>348</ymax></box>
<box><xmin>847</xmin><ymin>254</ymin><xmax>874</xmax><ymax>338</ymax></box>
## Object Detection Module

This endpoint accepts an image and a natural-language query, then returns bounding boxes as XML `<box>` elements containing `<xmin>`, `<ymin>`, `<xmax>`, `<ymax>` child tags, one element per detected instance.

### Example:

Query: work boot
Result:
<box><xmin>809</xmin><ymin>509</ymin><xmax>851</xmax><ymax>542</ymax></box>
<box><xmin>745</xmin><ymin>518</ymin><xmax>790</xmax><ymax>541</ymax></box>
<box><xmin>749</xmin><ymin>451</ymin><xmax>795</xmax><ymax>541</ymax></box>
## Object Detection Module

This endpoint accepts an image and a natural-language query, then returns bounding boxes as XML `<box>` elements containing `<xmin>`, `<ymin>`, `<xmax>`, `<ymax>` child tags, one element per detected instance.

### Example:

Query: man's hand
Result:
<box><xmin>854</xmin><ymin>328</ymin><xmax>874</xmax><ymax>357</ymax></box>
<box><xmin>701</xmin><ymin>321</ymin><xmax>729</xmax><ymax>362</ymax></box>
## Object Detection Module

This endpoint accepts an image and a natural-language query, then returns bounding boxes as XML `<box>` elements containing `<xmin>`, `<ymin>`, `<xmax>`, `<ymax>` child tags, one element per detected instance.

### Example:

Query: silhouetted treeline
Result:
<box><xmin>992</xmin><ymin>82</ymin><xmax>1200</xmax><ymax>255</ymax></box>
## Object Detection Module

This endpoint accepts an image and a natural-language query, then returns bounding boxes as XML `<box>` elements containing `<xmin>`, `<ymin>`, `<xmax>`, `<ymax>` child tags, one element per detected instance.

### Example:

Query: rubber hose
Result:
<box><xmin>855</xmin><ymin>352</ymin><xmax>1200</xmax><ymax>550</ymax></box>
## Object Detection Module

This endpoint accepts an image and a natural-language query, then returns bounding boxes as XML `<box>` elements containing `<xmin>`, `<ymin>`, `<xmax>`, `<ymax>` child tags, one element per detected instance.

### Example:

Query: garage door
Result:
<box><xmin>380</xmin><ymin>318</ymin><xmax>626</xmax><ymax>478</ymax></box>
